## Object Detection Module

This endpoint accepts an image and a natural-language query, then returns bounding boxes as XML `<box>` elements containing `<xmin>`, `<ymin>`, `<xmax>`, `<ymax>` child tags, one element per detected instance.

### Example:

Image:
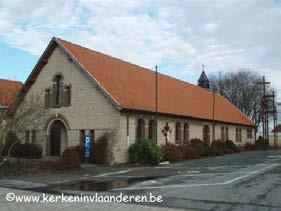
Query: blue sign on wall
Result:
<box><xmin>84</xmin><ymin>135</ymin><xmax>92</xmax><ymax>159</ymax></box>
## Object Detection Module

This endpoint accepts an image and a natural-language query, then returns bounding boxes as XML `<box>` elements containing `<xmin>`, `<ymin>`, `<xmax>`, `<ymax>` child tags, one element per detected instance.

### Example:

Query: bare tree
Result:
<box><xmin>209</xmin><ymin>69</ymin><xmax>271</xmax><ymax>129</ymax></box>
<box><xmin>0</xmin><ymin>92</ymin><xmax>50</xmax><ymax>156</ymax></box>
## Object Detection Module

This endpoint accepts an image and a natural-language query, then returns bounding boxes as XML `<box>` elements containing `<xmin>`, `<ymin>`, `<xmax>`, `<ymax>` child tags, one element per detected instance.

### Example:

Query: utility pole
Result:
<box><xmin>212</xmin><ymin>88</ymin><xmax>216</xmax><ymax>143</ymax></box>
<box><xmin>273</xmin><ymin>91</ymin><xmax>278</xmax><ymax>147</ymax></box>
<box><xmin>257</xmin><ymin>76</ymin><xmax>276</xmax><ymax>144</ymax></box>
<box><xmin>155</xmin><ymin>66</ymin><xmax>158</xmax><ymax>145</ymax></box>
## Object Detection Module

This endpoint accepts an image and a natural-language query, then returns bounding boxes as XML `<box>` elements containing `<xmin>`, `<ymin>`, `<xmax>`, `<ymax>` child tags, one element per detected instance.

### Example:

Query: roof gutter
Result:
<box><xmin>121</xmin><ymin>108</ymin><xmax>256</xmax><ymax>128</ymax></box>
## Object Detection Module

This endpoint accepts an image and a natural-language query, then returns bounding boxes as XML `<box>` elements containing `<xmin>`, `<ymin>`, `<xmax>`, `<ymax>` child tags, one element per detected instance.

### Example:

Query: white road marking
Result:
<box><xmin>113</xmin><ymin>164</ymin><xmax>278</xmax><ymax>191</ymax></box>
<box><xmin>207</xmin><ymin>166</ymin><xmax>247</xmax><ymax>169</ymax></box>
<box><xmin>183</xmin><ymin>171</ymin><xmax>254</xmax><ymax>177</ymax></box>
<box><xmin>92</xmin><ymin>170</ymin><xmax>132</xmax><ymax>177</ymax></box>
<box><xmin>267</xmin><ymin>155</ymin><xmax>281</xmax><ymax>158</ymax></box>
<box><xmin>186</xmin><ymin>170</ymin><xmax>200</xmax><ymax>174</ymax></box>
<box><xmin>223</xmin><ymin>164</ymin><xmax>276</xmax><ymax>184</ymax></box>
<box><xmin>93</xmin><ymin>175</ymin><xmax>145</xmax><ymax>178</ymax></box>
<box><xmin>155</xmin><ymin>165</ymin><xmax>247</xmax><ymax>169</ymax></box>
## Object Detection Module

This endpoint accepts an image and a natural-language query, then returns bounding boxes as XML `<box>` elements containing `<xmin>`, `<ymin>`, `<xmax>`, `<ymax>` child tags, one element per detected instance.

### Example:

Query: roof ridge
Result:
<box><xmin>57</xmin><ymin>37</ymin><xmax>208</xmax><ymax>93</ymax></box>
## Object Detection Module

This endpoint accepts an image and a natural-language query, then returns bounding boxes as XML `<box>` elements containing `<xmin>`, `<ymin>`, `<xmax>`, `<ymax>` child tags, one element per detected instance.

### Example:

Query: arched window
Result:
<box><xmin>221</xmin><ymin>126</ymin><xmax>225</xmax><ymax>141</ymax></box>
<box><xmin>203</xmin><ymin>125</ymin><xmax>210</xmax><ymax>144</ymax></box>
<box><xmin>44</xmin><ymin>87</ymin><xmax>51</xmax><ymax>109</ymax></box>
<box><xmin>239</xmin><ymin>128</ymin><xmax>242</xmax><ymax>142</ymax></box>
<box><xmin>136</xmin><ymin>119</ymin><xmax>145</xmax><ymax>140</ymax></box>
<box><xmin>183</xmin><ymin>123</ymin><xmax>189</xmax><ymax>143</ymax></box>
<box><xmin>52</xmin><ymin>74</ymin><xmax>64</xmax><ymax>106</ymax></box>
<box><xmin>55</xmin><ymin>75</ymin><xmax>63</xmax><ymax>105</ymax></box>
<box><xmin>236</xmin><ymin>128</ymin><xmax>242</xmax><ymax>142</ymax></box>
<box><xmin>64</xmin><ymin>84</ymin><xmax>71</xmax><ymax>106</ymax></box>
<box><xmin>148</xmin><ymin>120</ymin><xmax>156</xmax><ymax>142</ymax></box>
<box><xmin>175</xmin><ymin>122</ymin><xmax>181</xmax><ymax>142</ymax></box>
<box><xmin>225</xmin><ymin>127</ymin><xmax>229</xmax><ymax>140</ymax></box>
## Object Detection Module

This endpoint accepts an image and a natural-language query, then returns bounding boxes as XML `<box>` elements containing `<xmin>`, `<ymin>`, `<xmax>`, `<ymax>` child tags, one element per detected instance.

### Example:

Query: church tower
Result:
<box><xmin>198</xmin><ymin>66</ymin><xmax>210</xmax><ymax>90</ymax></box>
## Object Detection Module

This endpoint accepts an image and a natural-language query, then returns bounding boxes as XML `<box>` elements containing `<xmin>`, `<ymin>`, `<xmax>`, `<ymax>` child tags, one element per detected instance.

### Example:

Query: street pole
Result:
<box><xmin>155</xmin><ymin>66</ymin><xmax>158</xmax><ymax>145</ymax></box>
<box><xmin>212</xmin><ymin>88</ymin><xmax>216</xmax><ymax>143</ymax></box>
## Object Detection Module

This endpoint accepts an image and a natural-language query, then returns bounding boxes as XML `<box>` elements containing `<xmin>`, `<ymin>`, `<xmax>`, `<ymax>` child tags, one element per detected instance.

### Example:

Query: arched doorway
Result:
<box><xmin>203</xmin><ymin>125</ymin><xmax>210</xmax><ymax>144</ymax></box>
<box><xmin>49</xmin><ymin>120</ymin><xmax>67</xmax><ymax>156</ymax></box>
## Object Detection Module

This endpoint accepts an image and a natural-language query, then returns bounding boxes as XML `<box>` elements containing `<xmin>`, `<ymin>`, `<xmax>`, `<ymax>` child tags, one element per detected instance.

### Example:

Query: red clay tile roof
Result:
<box><xmin>58</xmin><ymin>38</ymin><xmax>255</xmax><ymax>126</ymax></box>
<box><xmin>0</xmin><ymin>79</ymin><xmax>22</xmax><ymax>107</ymax></box>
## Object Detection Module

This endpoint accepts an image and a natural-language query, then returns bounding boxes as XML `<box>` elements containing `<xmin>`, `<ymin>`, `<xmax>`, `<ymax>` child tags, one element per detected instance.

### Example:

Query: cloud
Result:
<box><xmin>0</xmin><ymin>0</ymin><xmax>281</xmax><ymax>99</ymax></box>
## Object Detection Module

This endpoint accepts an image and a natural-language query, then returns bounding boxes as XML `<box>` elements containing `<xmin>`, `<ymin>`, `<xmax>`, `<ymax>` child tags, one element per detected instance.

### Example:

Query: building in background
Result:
<box><xmin>0</xmin><ymin>79</ymin><xmax>22</xmax><ymax>117</ymax></box>
<box><xmin>0</xmin><ymin>79</ymin><xmax>22</xmax><ymax>144</ymax></box>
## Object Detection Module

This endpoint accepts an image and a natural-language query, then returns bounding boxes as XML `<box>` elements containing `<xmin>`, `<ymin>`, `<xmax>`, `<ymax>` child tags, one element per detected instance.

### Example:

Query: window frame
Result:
<box><xmin>175</xmin><ymin>122</ymin><xmax>181</xmax><ymax>142</ymax></box>
<box><xmin>183</xmin><ymin>123</ymin><xmax>189</xmax><ymax>143</ymax></box>
<box><xmin>136</xmin><ymin>119</ymin><xmax>145</xmax><ymax>140</ymax></box>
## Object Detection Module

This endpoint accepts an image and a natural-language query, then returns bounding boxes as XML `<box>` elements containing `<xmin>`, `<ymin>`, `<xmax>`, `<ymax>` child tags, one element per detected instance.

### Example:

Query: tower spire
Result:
<box><xmin>198</xmin><ymin>65</ymin><xmax>210</xmax><ymax>90</ymax></box>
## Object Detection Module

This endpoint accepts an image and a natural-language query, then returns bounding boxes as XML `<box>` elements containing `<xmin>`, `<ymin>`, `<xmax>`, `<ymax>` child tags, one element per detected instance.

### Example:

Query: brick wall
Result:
<box><xmin>13</xmin><ymin>46</ymin><xmax>122</xmax><ymax>163</ymax></box>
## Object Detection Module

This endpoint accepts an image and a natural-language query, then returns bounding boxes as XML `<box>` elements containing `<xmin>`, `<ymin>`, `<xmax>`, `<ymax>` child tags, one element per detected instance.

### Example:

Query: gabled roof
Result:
<box><xmin>10</xmin><ymin>37</ymin><xmax>255</xmax><ymax>126</ymax></box>
<box><xmin>58</xmin><ymin>38</ymin><xmax>254</xmax><ymax>126</ymax></box>
<box><xmin>0</xmin><ymin>79</ymin><xmax>22</xmax><ymax>107</ymax></box>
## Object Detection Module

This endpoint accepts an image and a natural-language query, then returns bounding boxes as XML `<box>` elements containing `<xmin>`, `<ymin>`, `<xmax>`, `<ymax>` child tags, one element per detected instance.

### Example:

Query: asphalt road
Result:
<box><xmin>116</xmin><ymin>150</ymin><xmax>281</xmax><ymax>210</ymax></box>
<box><xmin>1</xmin><ymin>150</ymin><xmax>281</xmax><ymax>210</ymax></box>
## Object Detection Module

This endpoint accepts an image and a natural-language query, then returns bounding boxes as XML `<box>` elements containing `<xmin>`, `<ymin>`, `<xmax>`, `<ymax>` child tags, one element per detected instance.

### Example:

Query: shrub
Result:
<box><xmin>161</xmin><ymin>143</ymin><xmax>184</xmax><ymax>162</ymax></box>
<box><xmin>225</xmin><ymin>140</ymin><xmax>239</xmax><ymax>152</ymax></box>
<box><xmin>211</xmin><ymin>141</ymin><xmax>235</xmax><ymax>154</ymax></box>
<box><xmin>129</xmin><ymin>139</ymin><xmax>163</xmax><ymax>165</ymax></box>
<box><xmin>54</xmin><ymin>146</ymin><xmax>82</xmax><ymax>170</ymax></box>
<box><xmin>211</xmin><ymin>146</ymin><xmax>225</xmax><ymax>156</ymax></box>
<box><xmin>23</xmin><ymin>160</ymin><xmax>54</xmax><ymax>172</ymax></box>
<box><xmin>205</xmin><ymin>146</ymin><xmax>217</xmax><ymax>156</ymax></box>
<box><xmin>182</xmin><ymin>144</ymin><xmax>201</xmax><ymax>159</ymax></box>
<box><xmin>255</xmin><ymin>136</ymin><xmax>269</xmax><ymax>150</ymax></box>
<box><xmin>190</xmin><ymin>138</ymin><xmax>213</xmax><ymax>156</ymax></box>
<box><xmin>243</xmin><ymin>137</ymin><xmax>269</xmax><ymax>151</ymax></box>
<box><xmin>90</xmin><ymin>134</ymin><xmax>108</xmax><ymax>164</ymax></box>
<box><xmin>244</xmin><ymin>142</ymin><xmax>255</xmax><ymax>151</ymax></box>
<box><xmin>10</xmin><ymin>143</ymin><xmax>42</xmax><ymax>159</ymax></box>
<box><xmin>237</xmin><ymin>145</ymin><xmax>245</xmax><ymax>152</ymax></box>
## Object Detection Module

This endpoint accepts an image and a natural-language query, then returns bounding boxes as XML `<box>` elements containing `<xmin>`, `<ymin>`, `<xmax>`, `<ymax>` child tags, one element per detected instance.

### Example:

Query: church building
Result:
<box><xmin>9</xmin><ymin>37</ymin><xmax>255</xmax><ymax>164</ymax></box>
